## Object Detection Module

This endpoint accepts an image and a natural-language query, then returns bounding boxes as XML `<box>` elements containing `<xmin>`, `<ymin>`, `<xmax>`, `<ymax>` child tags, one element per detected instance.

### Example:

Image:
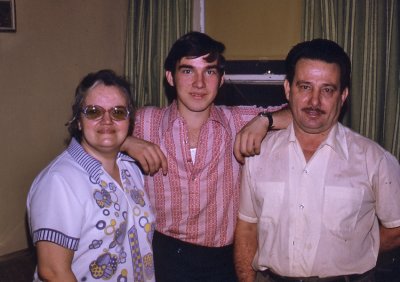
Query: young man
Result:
<box><xmin>123</xmin><ymin>32</ymin><xmax>290</xmax><ymax>281</ymax></box>
<box><xmin>234</xmin><ymin>39</ymin><xmax>400</xmax><ymax>282</ymax></box>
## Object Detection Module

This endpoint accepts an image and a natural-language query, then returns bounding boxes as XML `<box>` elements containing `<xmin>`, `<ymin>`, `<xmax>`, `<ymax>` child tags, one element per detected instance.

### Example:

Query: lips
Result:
<box><xmin>98</xmin><ymin>128</ymin><xmax>116</xmax><ymax>134</ymax></box>
<box><xmin>190</xmin><ymin>92</ymin><xmax>206</xmax><ymax>98</ymax></box>
<box><xmin>302</xmin><ymin>107</ymin><xmax>325</xmax><ymax>117</ymax></box>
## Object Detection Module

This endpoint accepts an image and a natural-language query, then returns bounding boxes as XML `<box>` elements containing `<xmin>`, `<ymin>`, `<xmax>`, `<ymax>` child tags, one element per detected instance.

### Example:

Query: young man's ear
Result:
<box><xmin>165</xmin><ymin>71</ymin><xmax>174</xmax><ymax>87</ymax></box>
<box><xmin>219</xmin><ymin>73</ymin><xmax>225</xmax><ymax>88</ymax></box>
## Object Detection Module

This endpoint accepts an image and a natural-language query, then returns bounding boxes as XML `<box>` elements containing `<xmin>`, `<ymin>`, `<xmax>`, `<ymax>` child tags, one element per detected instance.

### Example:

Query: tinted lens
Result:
<box><xmin>82</xmin><ymin>105</ymin><xmax>129</xmax><ymax>121</ymax></box>
<box><xmin>111</xmin><ymin>106</ymin><xmax>129</xmax><ymax>120</ymax></box>
<box><xmin>83</xmin><ymin>105</ymin><xmax>103</xmax><ymax>120</ymax></box>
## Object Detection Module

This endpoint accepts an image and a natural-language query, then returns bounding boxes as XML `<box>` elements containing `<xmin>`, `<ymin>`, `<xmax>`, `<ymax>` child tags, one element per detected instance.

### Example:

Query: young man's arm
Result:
<box><xmin>234</xmin><ymin>107</ymin><xmax>292</xmax><ymax>164</ymax></box>
<box><xmin>121</xmin><ymin>136</ymin><xmax>168</xmax><ymax>175</ymax></box>
<box><xmin>36</xmin><ymin>241</ymin><xmax>77</xmax><ymax>282</ymax></box>
<box><xmin>379</xmin><ymin>225</ymin><xmax>400</xmax><ymax>252</ymax></box>
<box><xmin>234</xmin><ymin>219</ymin><xmax>258</xmax><ymax>282</ymax></box>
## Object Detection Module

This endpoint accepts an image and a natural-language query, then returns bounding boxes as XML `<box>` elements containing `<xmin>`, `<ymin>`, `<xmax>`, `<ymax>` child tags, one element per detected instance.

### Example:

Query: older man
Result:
<box><xmin>234</xmin><ymin>39</ymin><xmax>400</xmax><ymax>282</ymax></box>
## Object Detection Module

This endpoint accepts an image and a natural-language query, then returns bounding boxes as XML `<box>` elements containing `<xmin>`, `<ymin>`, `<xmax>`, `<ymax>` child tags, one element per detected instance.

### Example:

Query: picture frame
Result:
<box><xmin>0</xmin><ymin>0</ymin><xmax>16</xmax><ymax>32</ymax></box>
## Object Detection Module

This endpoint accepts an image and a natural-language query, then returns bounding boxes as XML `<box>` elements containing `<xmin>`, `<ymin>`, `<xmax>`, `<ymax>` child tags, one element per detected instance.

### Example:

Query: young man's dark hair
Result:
<box><xmin>164</xmin><ymin>31</ymin><xmax>226</xmax><ymax>74</ymax></box>
<box><xmin>164</xmin><ymin>32</ymin><xmax>226</xmax><ymax>102</ymax></box>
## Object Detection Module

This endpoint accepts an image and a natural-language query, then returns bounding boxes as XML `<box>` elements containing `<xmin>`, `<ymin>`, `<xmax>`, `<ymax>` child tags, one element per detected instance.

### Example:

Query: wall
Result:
<box><xmin>205</xmin><ymin>0</ymin><xmax>302</xmax><ymax>60</ymax></box>
<box><xmin>0</xmin><ymin>0</ymin><xmax>301</xmax><ymax>256</ymax></box>
<box><xmin>0</xmin><ymin>0</ymin><xmax>128</xmax><ymax>255</ymax></box>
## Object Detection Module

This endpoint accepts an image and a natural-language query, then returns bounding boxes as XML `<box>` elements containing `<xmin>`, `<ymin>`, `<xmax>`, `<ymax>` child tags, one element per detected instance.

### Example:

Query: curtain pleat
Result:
<box><xmin>303</xmin><ymin>0</ymin><xmax>400</xmax><ymax>159</ymax></box>
<box><xmin>125</xmin><ymin>0</ymin><xmax>192</xmax><ymax>108</ymax></box>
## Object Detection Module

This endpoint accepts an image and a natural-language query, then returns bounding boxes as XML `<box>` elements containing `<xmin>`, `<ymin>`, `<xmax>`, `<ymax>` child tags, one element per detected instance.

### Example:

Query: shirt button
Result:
<box><xmin>177</xmin><ymin>248</ymin><xmax>182</xmax><ymax>254</ymax></box>
<box><xmin>299</xmin><ymin>204</ymin><xmax>304</xmax><ymax>209</ymax></box>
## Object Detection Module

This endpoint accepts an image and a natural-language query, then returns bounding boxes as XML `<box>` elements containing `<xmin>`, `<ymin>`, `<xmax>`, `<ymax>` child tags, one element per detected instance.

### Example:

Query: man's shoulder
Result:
<box><xmin>255</xmin><ymin>129</ymin><xmax>289</xmax><ymax>158</ymax></box>
<box><xmin>136</xmin><ymin>105</ymin><xmax>165</xmax><ymax>115</ymax></box>
<box><xmin>135</xmin><ymin>105</ymin><xmax>168</xmax><ymax>122</ymax></box>
<box><xmin>341</xmin><ymin>124</ymin><xmax>382</xmax><ymax>147</ymax></box>
<box><xmin>213</xmin><ymin>104</ymin><xmax>262</xmax><ymax>123</ymax></box>
<box><xmin>340</xmin><ymin>124</ymin><xmax>392</xmax><ymax>158</ymax></box>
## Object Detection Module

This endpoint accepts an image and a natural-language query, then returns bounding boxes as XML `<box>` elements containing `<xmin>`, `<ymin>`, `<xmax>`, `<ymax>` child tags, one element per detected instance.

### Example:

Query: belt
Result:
<box><xmin>264</xmin><ymin>268</ymin><xmax>375</xmax><ymax>282</ymax></box>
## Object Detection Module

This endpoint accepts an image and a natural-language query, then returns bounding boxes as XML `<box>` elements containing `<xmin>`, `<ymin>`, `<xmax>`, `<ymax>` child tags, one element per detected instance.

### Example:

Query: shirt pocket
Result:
<box><xmin>254</xmin><ymin>181</ymin><xmax>285</xmax><ymax>224</ymax></box>
<box><xmin>322</xmin><ymin>185</ymin><xmax>364</xmax><ymax>240</ymax></box>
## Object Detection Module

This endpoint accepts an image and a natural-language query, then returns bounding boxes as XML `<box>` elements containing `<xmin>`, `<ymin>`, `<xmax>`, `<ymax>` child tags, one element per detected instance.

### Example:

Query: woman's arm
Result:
<box><xmin>36</xmin><ymin>241</ymin><xmax>77</xmax><ymax>282</ymax></box>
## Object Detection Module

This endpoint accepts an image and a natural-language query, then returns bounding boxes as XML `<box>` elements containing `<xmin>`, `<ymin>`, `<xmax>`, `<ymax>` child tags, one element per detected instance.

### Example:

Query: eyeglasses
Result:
<box><xmin>81</xmin><ymin>105</ymin><xmax>130</xmax><ymax>121</ymax></box>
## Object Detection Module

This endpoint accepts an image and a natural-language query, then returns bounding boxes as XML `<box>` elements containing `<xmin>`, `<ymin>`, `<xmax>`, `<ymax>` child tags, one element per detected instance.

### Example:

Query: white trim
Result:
<box><xmin>199</xmin><ymin>0</ymin><xmax>205</xmax><ymax>32</ymax></box>
<box><xmin>224</xmin><ymin>74</ymin><xmax>285</xmax><ymax>85</ymax></box>
<box><xmin>192</xmin><ymin>0</ymin><xmax>205</xmax><ymax>32</ymax></box>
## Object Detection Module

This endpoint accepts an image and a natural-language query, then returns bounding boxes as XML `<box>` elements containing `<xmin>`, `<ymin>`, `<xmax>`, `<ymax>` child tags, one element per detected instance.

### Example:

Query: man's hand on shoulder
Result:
<box><xmin>121</xmin><ymin>136</ymin><xmax>168</xmax><ymax>175</ymax></box>
<box><xmin>234</xmin><ymin>114</ymin><xmax>269</xmax><ymax>164</ymax></box>
<box><xmin>234</xmin><ymin>107</ymin><xmax>292</xmax><ymax>164</ymax></box>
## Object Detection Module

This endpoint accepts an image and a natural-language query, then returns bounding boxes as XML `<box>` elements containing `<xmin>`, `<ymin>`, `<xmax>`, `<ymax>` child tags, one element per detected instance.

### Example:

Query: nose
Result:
<box><xmin>193</xmin><ymin>72</ymin><xmax>205</xmax><ymax>88</ymax></box>
<box><xmin>309</xmin><ymin>89</ymin><xmax>321</xmax><ymax>107</ymax></box>
<box><xmin>100</xmin><ymin>111</ymin><xmax>113</xmax><ymax>124</ymax></box>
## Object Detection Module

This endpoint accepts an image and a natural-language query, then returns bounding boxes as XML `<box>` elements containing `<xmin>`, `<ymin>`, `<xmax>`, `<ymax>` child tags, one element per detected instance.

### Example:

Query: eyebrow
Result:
<box><xmin>296</xmin><ymin>80</ymin><xmax>338</xmax><ymax>89</ymax></box>
<box><xmin>177</xmin><ymin>64</ymin><xmax>219</xmax><ymax>70</ymax></box>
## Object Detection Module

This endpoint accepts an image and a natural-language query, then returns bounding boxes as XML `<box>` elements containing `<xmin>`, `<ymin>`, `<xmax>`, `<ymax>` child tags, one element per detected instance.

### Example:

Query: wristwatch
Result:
<box><xmin>258</xmin><ymin>111</ymin><xmax>274</xmax><ymax>130</ymax></box>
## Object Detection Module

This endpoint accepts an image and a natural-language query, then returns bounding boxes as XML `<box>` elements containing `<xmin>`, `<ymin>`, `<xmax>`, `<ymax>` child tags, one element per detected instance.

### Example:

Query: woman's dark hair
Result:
<box><xmin>66</xmin><ymin>69</ymin><xmax>134</xmax><ymax>143</ymax></box>
<box><xmin>285</xmin><ymin>38</ymin><xmax>351</xmax><ymax>92</ymax></box>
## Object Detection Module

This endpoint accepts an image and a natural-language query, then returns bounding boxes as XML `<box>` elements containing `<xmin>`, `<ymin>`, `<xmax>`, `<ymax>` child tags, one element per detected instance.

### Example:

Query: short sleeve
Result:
<box><xmin>238</xmin><ymin>158</ymin><xmax>258</xmax><ymax>223</ymax></box>
<box><xmin>374</xmin><ymin>152</ymin><xmax>400</xmax><ymax>228</ymax></box>
<box><xmin>27</xmin><ymin>171</ymin><xmax>84</xmax><ymax>250</ymax></box>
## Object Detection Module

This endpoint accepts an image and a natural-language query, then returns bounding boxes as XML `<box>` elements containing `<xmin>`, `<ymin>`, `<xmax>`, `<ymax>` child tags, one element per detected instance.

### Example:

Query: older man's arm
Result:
<box><xmin>380</xmin><ymin>225</ymin><xmax>400</xmax><ymax>252</ymax></box>
<box><xmin>234</xmin><ymin>219</ymin><xmax>258</xmax><ymax>282</ymax></box>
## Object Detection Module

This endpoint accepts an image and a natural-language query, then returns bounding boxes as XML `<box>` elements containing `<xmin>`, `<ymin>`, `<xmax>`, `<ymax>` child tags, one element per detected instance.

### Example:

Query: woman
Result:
<box><xmin>27</xmin><ymin>70</ymin><xmax>155</xmax><ymax>282</ymax></box>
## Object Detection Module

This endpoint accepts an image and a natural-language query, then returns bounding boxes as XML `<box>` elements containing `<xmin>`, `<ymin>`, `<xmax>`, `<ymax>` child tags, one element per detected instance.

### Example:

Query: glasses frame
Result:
<box><xmin>81</xmin><ymin>105</ymin><xmax>130</xmax><ymax>121</ymax></box>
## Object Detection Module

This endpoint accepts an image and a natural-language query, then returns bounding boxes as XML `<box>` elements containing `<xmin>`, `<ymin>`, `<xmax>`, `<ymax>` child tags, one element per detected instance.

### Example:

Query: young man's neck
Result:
<box><xmin>177</xmin><ymin>103</ymin><xmax>212</xmax><ymax>130</ymax></box>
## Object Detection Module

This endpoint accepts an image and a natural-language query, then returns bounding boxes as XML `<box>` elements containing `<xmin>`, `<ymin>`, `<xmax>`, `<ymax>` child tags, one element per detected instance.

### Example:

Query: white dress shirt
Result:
<box><xmin>239</xmin><ymin>122</ymin><xmax>400</xmax><ymax>277</ymax></box>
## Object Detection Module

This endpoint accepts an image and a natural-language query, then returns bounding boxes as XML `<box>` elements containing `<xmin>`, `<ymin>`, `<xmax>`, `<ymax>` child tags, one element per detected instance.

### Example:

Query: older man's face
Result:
<box><xmin>284</xmin><ymin>58</ymin><xmax>348</xmax><ymax>137</ymax></box>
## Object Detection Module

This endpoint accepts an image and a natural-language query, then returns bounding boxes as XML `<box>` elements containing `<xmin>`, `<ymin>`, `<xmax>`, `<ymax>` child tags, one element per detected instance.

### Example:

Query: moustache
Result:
<box><xmin>302</xmin><ymin>107</ymin><xmax>326</xmax><ymax>115</ymax></box>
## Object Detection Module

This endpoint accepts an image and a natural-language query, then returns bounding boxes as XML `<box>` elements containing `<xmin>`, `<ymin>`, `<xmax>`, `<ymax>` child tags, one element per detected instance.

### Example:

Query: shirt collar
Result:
<box><xmin>162</xmin><ymin>100</ymin><xmax>229</xmax><ymax>133</ymax></box>
<box><xmin>67</xmin><ymin>138</ymin><xmax>134</xmax><ymax>183</ymax></box>
<box><xmin>288</xmin><ymin>122</ymin><xmax>349</xmax><ymax>160</ymax></box>
<box><xmin>323</xmin><ymin>123</ymin><xmax>349</xmax><ymax>160</ymax></box>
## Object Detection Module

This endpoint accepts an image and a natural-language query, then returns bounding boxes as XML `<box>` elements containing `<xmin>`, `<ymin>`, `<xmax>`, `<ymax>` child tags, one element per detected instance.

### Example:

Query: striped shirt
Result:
<box><xmin>134</xmin><ymin>101</ymin><xmax>281</xmax><ymax>247</ymax></box>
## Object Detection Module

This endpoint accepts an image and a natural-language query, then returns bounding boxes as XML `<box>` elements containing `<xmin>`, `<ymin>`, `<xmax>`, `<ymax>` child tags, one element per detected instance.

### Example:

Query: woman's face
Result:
<box><xmin>79</xmin><ymin>83</ymin><xmax>130</xmax><ymax>159</ymax></box>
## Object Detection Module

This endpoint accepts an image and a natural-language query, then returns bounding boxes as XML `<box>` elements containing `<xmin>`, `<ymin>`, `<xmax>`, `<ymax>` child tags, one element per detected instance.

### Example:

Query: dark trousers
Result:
<box><xmin>152</xmin><ymin>230</ymin><xmax>238</xmax><ymax>282</ymax></box>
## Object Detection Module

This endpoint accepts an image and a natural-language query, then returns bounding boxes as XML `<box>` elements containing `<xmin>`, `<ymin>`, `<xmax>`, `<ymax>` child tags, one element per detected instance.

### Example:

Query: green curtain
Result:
<box><xmin>125</xmin><ymin>0</ymin><xmax>192</xmax><ymax>108</ymax></box>
<box><xmin>303</xmin><ymin>0</ymin><xmax>400</xmax><ymax>159</ymax></box>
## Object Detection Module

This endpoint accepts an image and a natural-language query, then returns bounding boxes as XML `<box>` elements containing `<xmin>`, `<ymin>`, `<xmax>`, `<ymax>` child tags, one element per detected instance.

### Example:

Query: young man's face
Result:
<box><xmin>166</xmin><ymin>54</ymin><xmax>224</xmax><ymax>116</ymax></box>
<box><xmin>284</xmin><ymin>58</ymin><xmax>348</xmax><ymax>136</ymax></box>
